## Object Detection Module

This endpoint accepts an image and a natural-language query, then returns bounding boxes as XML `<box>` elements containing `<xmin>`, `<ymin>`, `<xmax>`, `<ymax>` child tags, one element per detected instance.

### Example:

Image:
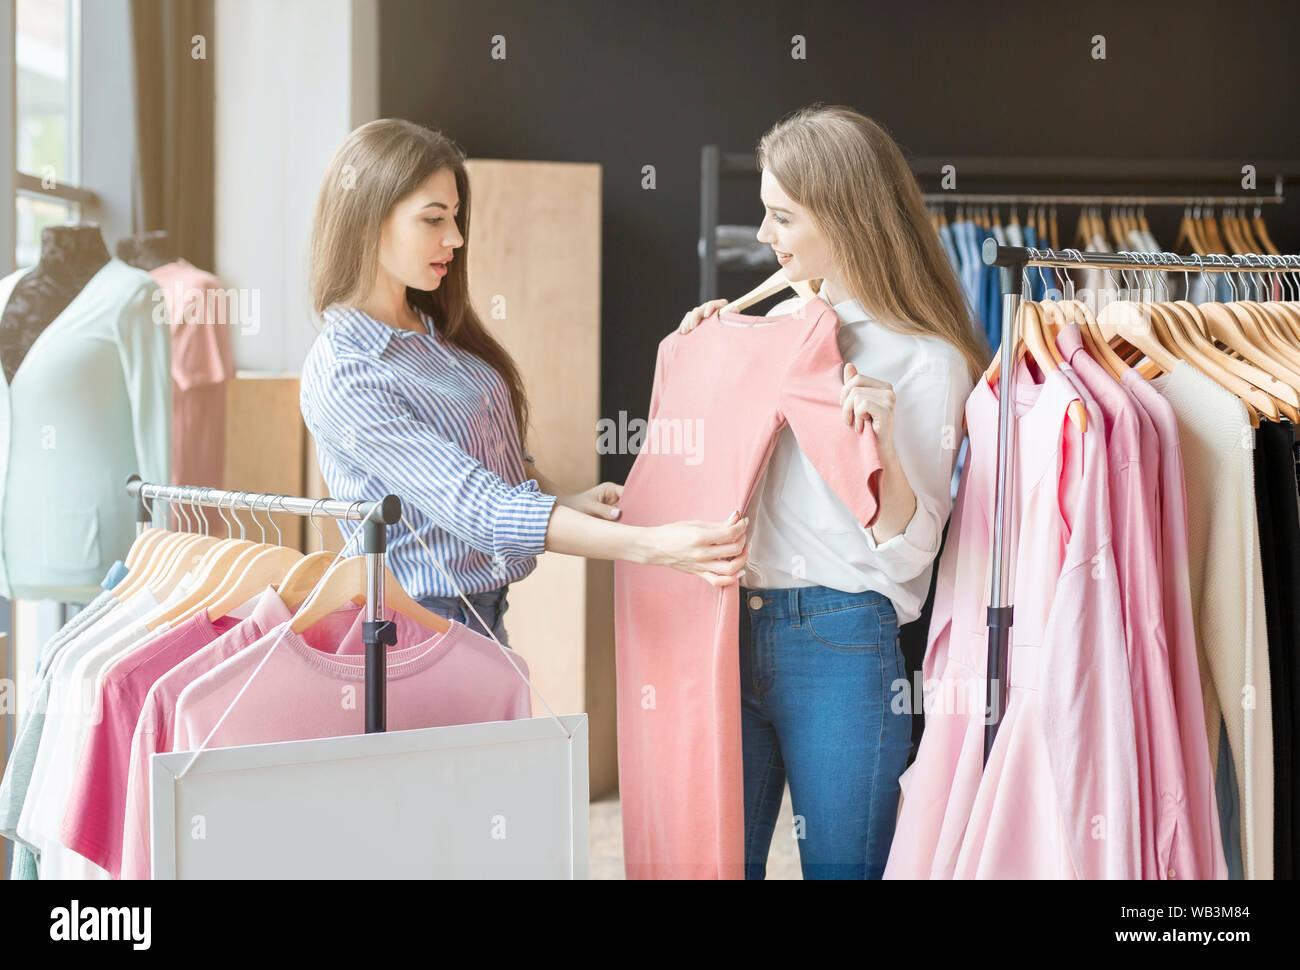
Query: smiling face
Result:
<box><xmin>378</xmin><ymin>166</ymin><xmax>464</xmax><ymax>293</ymax></box>
<box><xmin>755</xmin><ymin>168</ymin><xmax>834</xmax><ymax>285</ymax></box>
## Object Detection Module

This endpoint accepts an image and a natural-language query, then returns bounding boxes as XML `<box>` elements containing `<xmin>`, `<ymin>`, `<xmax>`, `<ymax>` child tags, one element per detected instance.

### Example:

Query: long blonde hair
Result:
<box><xmin>757</xmin><ymin>104</ymin><xmax>988</xmax><ymax>385</ymax></box>
<box><xmin>310</xmin><ymin>118</ymin><xmax>532</xmax><ymax>450</ymax></box>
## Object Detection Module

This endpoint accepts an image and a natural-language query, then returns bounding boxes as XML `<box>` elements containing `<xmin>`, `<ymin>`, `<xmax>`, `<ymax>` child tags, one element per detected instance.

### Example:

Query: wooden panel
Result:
<box><xmin>465</xmin><ymin>160</ymin><xmax>615</xmax><ymax>797</ymax></box>
<box><xmin>224</xmin><ymin>373</ymin><xmax>306</xmax><ymax>552</ymax></box>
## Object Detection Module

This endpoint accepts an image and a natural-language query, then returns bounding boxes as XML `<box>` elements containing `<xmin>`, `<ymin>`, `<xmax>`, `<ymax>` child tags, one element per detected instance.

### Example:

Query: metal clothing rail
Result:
<box><xmin>975</xmin><ymin>244</ymin><xmax>1300</xmax><ymax>764</ymax></box>
<box><xmin>925</xmin><ymin>192</ymin><xmax>1284</xmax><ymax>207</ymax></box>
<box><xmin>124</xmin><ymin>475</ymin><xmax>402</xmax><ymax>733</ymax></box>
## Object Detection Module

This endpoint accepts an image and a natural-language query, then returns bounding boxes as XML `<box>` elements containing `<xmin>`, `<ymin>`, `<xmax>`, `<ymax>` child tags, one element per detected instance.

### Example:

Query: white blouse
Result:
<box><xmin>742</xmin><ymin>292</ymin><xmax>975</xmax><ymax>625</ymax></box>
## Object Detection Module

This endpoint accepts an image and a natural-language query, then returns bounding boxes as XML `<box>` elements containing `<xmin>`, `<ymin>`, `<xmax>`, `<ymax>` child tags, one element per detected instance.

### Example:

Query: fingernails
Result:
<box><xmin>611</xmin><ymin>507</ymin><xmax>621</xmax><ymax>519</ymax></box>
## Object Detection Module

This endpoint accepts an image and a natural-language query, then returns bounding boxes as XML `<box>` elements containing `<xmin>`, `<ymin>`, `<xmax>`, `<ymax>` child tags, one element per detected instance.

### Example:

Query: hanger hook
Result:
<box><xmin>220</xmin><ymin>490</ymin><xmax>237</xmax><ymax>540</ymax></box>
<box><xmin>231</xmin><ymin>491</ymin><xmax>248</xmax><ymax>541</ymax></box>
<box><xmin>246</xmin><ymin>491</ymin><xmax>266</xmax><ymax>544</ymax></box>
<box><xmin>194</xmin><ymin>489</ymin><xmax>210</xmax><ymax>536</ymax></box>
<box><xmin>140</xmin><ymin>489</ymin><xmax>156</xmax><ymax>530</ymax></box>
<box><xmin>1022</xmin><ymin>246</ymin><xmax>1039</xmax><ymax>298</ymax></box>
<box><xmin>213</xmin><ymin>490</ymin><xmax>233</xmax><ymax>537</ymax></box>
<box><xmin>307</xmin><ymin>498</ymin><xmax>327</xmax><ymax>548</ymax></box>
<box><xmin>173</xmin><ymin>489</ymin><xmax>191</xmax><ymax>534</ymax></box>
<box><xmin>187</xmin><ymin>488</ymin><xmax>203</xmax><ymax>536</ymax></box>
<box><xmin>1213</xmin><ymin>254</ymin><xmax>1238</xmax><ymax>301</ymax></box>
<box><xmin>266</xmin><ymin>494</ymin><xmax>283</xmax><ymax>546</ymax></box>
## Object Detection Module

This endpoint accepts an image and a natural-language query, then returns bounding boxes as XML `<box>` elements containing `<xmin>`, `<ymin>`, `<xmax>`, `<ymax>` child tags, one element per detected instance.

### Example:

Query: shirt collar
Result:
<box><xmin>324</xmin><ymin>306</ymin><xmax>432</xmax><ymax>358</ymax></box>
<box><xmin>801</xmin><ymin>291</ymin><xmax>873</xmax><ymax>326</ymax></box>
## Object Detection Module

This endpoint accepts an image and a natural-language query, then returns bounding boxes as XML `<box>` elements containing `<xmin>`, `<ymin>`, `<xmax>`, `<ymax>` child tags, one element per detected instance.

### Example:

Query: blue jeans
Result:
<box><xmin>417</xmin><ymin>586</ymin><xmax>511</xmax><ymax>646</ymax></box>
<box><xmin>738</xmin><ymin>584</ymin><xmax>913</xmax><ymax>879</ymax></box>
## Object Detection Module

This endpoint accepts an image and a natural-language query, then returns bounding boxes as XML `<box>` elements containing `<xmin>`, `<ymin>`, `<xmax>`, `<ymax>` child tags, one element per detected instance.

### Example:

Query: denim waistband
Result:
<box><xmin>419</xmin><ymin>585</ymin><xmax>508</xmax><ymax>608</ymax></box>
<box><xmin>740</xmin><ymin>585</ymin><xmax>892</xmax><ymax>619</ymax></box>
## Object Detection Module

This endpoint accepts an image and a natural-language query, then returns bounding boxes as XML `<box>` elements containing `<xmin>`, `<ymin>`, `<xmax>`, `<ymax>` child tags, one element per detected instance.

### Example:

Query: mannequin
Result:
<box><xmin>116</xmin><ymin>230</ymin><xmax>178</xmax><ymax>272</ymax></box>
<box><xmin>0</xmin><ymin>225</ymin><xmax>111</xmax><ymax>384</ymax></box>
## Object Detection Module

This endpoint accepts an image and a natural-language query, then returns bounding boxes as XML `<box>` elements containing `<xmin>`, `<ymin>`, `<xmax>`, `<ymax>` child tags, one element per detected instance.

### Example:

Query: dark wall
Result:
<box><xmin>381</xmin><ymin>0</ymin><xmax>1300</xmax><ymax>487</ymax></box>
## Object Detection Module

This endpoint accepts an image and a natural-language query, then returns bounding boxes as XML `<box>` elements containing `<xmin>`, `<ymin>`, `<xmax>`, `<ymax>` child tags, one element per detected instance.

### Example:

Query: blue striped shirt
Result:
<box><xmin>299</xmin><ymin>304</ymin><xmax>557</xmax><ymax>598</ymax></box>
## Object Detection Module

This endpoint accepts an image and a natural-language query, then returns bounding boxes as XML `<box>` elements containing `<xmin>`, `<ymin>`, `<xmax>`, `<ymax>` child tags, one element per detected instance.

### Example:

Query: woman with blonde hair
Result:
<box><xmin>301</xmin><ymin>118</ymin><xmax>749</xmax><ymax>644</ymax></box>
<box><xmin>679</xmin><ymin>104</ymin><xmax>988</xmax><ymax>879</ymax></box>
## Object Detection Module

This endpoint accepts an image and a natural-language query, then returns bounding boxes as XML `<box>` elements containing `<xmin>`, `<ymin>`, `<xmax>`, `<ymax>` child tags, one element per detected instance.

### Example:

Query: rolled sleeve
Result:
<box><xmin>492</xmin><ymin>480</ymin><xmax>558</xmax><ymax>561</ymax></box>
<box><xmin>304</xmin><ymin>352</ymin><xmax>556</xmax><ymax>566</ymax></box>
<box><xmin>861</xmin><ymin>490</ymin><xmax>943</xmax><ymax>579</ymax></box>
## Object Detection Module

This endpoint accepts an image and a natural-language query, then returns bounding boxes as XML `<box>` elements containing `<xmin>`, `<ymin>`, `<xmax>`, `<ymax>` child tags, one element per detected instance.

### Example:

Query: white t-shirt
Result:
<box><xmin>742</xmin><ymin>293</ymin><xmax>974</xmax><ymax>625</ymax></box>
<box><xmin>20</xmin><ymin>573</ymin><xmax>193</xmax><ymax>879</ymax></box>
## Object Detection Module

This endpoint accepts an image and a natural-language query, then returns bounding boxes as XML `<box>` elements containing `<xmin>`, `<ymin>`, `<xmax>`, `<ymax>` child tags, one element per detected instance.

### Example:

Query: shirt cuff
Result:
<box><xmin>491</xmin><ymin>481</ymin><xmax>558</xmax><ymax>563</ymax></box>
<box><xmin>862</xmin><ymin>497</ymin><xmax>939</xmax><ymax>562</ymax></box>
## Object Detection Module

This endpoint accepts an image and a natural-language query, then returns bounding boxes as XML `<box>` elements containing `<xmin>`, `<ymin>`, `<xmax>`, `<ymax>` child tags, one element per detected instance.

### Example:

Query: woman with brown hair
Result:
<box><xmin>300</xmin><ymin>119</ymin><xmax>748</xmax><ymax>645</ymax></box>
<box><xmin>679</xmin><ymin>104</ymin><xmax>988</xmax><ymax>879</ymax></box>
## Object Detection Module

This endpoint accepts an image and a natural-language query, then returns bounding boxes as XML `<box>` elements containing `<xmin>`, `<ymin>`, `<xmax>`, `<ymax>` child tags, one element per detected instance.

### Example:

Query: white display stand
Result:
<box><xmin>150</xmin><ymin>714</ymin><xmax>589</xmax><ymax>879</ymax></box>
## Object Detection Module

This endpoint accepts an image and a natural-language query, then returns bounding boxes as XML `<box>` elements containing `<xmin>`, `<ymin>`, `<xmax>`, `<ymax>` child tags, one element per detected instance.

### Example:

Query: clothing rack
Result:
<box><xmin>123</xmin><ymin>475</ymin><xmax>402</xmax><ymax>733</ymax></box>
<box><xmin>698</xmin><ymin>144</ymin><xmax>1299</xmax><ymax>301</ymax></box>
<box><xmin>976</xmin><ymin>243</ymin><xmax>1300</xmax><ymax>765</ymax></box>
<box><xmin>926</xmin><ymin>192</ymin><xmax>1285</xmax><ymax>207</ymax></box>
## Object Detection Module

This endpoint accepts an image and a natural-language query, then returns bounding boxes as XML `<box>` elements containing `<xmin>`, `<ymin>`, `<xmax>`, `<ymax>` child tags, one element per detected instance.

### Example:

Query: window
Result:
<box><xmin>14</xmin><ymin>0</ymin><xmax>93</xmax><ymax>269</ymax></box>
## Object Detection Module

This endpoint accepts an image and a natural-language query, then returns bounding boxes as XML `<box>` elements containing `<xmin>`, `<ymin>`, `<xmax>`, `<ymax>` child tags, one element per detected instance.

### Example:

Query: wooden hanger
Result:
<box><xmin>1071</xmin><ymin>296</ymin><xmax>1131</xmax><ymax>382</ymax></box>
<box><xmin>144</xmin><ymin>536</ymin><xmax>259</xmax><ymax>630</ymax></box>
<box><xmin>722</xmin><ymin>268</ymin><xmax>819</xmax><ymax>314</ymax></box>
<box><xmin>983</xmin><ymin>301</ymin><xmax>1087</xmax><ymax>432</ymax></box>
<box><xmin>141</xmin><ymin>497</ymin><xmax>284</xmax><ymax>629</ymax></box>
<box><xmin>123</xmin><ymin>524</ymin><xmax>163</xmax><ymax>572</ymax></box>
<box><xmin>1197</xmin><ymin>278</ymin><xmax>1300</xmax><ymax>418</ymax></box>
<box><xmin>1253</xmin><ymin>209</ymin><xmax>1280</xmax><ymax>256</ymax></box>
<box><xmin>1204</xmin><ymin>209</ymin><xmax>1229</xmax><ymax>254</ymax></box>
<box><xmin>1173</xmin><ymin>206</ymin><xmax>1204</xmax><ymax>255</ymax></box>
<box><xmin>201</xmin><ymin>544</ymin><xmax>304</xmax><ymax>622</ymax></box>
<box><xmin>289</xmin><ymin>555</ymin><xmax>450</xmax><ymax>636</ymax></box>
<box><xmin>278</xmin><ymin>551</ymin><xmax>342</xmax><ymax>611</ymax></box>
<box><xmin>113</xmin><ymin>502</ymin><xmax>216</xmax><ymax>602</ymax></box>
<box><xmin>1140</xmin><ymin>278</ymin><xmax>1282</xmax><ymax>425</ymax></box>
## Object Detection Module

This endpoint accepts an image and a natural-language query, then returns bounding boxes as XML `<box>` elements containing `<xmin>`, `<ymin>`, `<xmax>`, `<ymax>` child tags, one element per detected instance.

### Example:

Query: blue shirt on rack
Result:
<box><xmin>299</xmin><ymin>304</ymin><xmax>557</xmax><ymax>599</ymax></box>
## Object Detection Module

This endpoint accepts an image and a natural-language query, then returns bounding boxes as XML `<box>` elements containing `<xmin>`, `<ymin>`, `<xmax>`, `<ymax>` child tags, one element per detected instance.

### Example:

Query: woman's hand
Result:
<box><xmin>558</xmin><ymin>482</ymin><xmax>624</xmax><ymax>520</ymax></box>
<box><xmin>677</xmin><ymin>298</ymin><xmax>729</xmax><ymax>334</ymax></box>
<box><xmin>841</xmin><ymin>362</ymin><xmax>898</xmax><ymax>449</ymax></box>
<box><xmin>646</xmin><ymin>511</ymin><xmax>749</xmax><ymax>588</ymax></box>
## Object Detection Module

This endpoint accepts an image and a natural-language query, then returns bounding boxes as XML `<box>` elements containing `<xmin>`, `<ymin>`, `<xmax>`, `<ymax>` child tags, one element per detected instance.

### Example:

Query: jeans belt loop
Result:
<box><xmin>789</xmin><ymin>587</ymin><xmax>801</xmax><ymax>628</ymax></box>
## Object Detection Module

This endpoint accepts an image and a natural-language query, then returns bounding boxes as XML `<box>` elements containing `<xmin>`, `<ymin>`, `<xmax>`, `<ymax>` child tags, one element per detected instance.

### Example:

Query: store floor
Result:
<box><xmin>589</xmin><ymin>783</ymin><xmax>803</xmax><ymax>879</ymax></box>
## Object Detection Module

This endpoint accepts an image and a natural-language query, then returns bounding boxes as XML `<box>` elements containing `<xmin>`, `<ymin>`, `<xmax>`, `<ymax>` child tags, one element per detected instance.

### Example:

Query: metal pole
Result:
<box><xmin>981</xmin><ymin>238</ymin><xmax>1026</xmax><ymax>765</ymax></box>
<box><xmin>362</xmin><ymin>513</ymin><xmax>395</xmax><ymax>733</ymax></box>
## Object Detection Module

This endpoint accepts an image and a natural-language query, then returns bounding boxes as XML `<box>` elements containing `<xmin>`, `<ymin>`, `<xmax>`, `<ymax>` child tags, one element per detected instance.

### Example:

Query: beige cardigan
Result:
<box><xmin>1152</xmin><ymin>363</ymin><xmax>1273</xmax><ymax>880</ymax></box>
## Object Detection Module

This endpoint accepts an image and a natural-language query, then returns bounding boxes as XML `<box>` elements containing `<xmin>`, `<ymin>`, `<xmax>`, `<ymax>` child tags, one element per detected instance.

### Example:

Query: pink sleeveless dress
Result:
<box><xmin>614</xmin><ymin>296</ymin><xmax>885</xmax><ymax>879</ymax></box>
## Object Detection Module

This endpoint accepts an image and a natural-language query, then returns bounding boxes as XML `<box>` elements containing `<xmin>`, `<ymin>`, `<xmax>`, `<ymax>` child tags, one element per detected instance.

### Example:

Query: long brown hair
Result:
<box><xmin>757</xmin><ymin>104</ymin><xmax>988</xmax><ymax>385</ymax></box>
<box><xmin>310</xmin><ymin>118</ymin><xmax>532</xmax><ymax>451</ymax></box>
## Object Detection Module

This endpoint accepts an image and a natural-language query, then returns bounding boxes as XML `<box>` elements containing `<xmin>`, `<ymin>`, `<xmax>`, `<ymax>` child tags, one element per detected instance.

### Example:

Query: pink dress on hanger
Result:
<box><xmin>887</xmin><ymin>357</ymin><xmax>1139</xmax><ymax>879</ymax></box>
<box><xmin>1122</xmin><ymin>370</ymin><xmax>1228</xmax><ymax>878</ymax></box>
<box><xmin>952</xmin><ymin>358</ymin><xmax>1138</xmax><ymax>878</ymax></box>
<box><xmin>1055</xmin><ymin>323</ymin><xmax>1190</xmax><ymax>878</ymax></box>
<box><xmin>881</xmin><ymin>371</ymin><xmax>997</xmax><ymax>879</ymax></box>
<box><xmin>613</xmin><ymin>296</ymin><xmax>884</xmax><ymax>879</ymax></box>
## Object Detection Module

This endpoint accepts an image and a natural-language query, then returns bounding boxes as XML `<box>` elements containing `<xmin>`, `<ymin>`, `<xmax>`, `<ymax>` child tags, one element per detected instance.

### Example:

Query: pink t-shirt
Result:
<box><xmin>171</xmin><ymin>614</ymin><xmax>531</xmax><ymax>754</ymax></box>
<box><xmin>60</xmin><ymin>607</ymin><xmax>239</xmax><ymax>875</ymax></box>
<box><xmin>614</xmin><ymin>296</ymin><xmax>884</xmax><ymax>879</ymax></box>
<box><xmin>119</xmin><ymin>587</ymin><xmax>292</xmax><ymax>880</ymax></box>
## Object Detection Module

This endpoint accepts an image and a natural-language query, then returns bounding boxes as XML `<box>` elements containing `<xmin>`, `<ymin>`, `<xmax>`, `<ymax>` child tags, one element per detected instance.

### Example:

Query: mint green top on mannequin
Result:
<box><xmin>0</xmin><ymin>259</ymin><xmax>171</xmax><ymax>601</ymax></box>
